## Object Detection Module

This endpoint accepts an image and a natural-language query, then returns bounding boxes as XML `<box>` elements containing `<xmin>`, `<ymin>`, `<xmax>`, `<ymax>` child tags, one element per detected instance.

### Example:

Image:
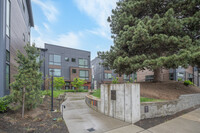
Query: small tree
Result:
<box><xmin>71</xmin><ymin>78</ymin><xmax>86</xmax><ymax>90</ymax></box>
<box><xmin>53</xmin><ymin>77</ymin><xmax>65</xmax><ymax>90</ymax></box>
<box><xmin>10</xmin><ymin>43</ymin><xmax>43</xmax><ymax>118</ymax></box>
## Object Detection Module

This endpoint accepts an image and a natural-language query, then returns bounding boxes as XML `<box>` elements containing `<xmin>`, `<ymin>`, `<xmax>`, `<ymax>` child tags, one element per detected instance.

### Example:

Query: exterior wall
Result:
<box><xmin>40</xmin><ymin>44</ymin><xmax>91</xmax><ymax>89</ymax></box>
<box><xmin>91</xmin><ymin>57</ymin><xmax>135</xmax><ymax>89</ymax></box>
<box><xmin>0</xmin><ymin>0</ymin><xmax>33</xmax><ymax>97</ymax></box>
<box><xmin>141</xmin><ymin>93</ymin><xmax>200</xmax><ymax>119</ymax></box>
<box><xmin>0</xmin><ymin>0</ymin><xmax>6</xmax><ymax>97</ymax></box>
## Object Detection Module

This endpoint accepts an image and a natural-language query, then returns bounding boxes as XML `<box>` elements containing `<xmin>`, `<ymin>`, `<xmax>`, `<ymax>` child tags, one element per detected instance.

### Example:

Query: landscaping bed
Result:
<box><xmin>140</xmin><ymin>81</ymin><xmax>200</xmax><ymax>100</ymax></box>
<box><xmin>135</xmin><ymin>104</ymin><xmax>200</xmax><ymax>129</ymax></box>
<box><xmin>0</xmin><ymin>96</ymin><xmax>69</xmax><ymax>133</ymax></box>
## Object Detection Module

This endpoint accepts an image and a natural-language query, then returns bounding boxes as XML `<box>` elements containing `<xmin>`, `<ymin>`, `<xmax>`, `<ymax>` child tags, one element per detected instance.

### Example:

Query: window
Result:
<box><xmin>49</xmin><ymin>54</ymin><xmax>61</xmax><ymax>65</ymax></box>
<box><xmin>65</xmin><ymin>57</ymin><xmax>69</xmax><ymax>62</ymax></box>
<box><xmin>23</xmin><ymin>33</ymin><xmax>25</xmax><ymax>42</ymax></box>
<box><xmin>6</xmin><ymin>64</ymin><xmax>10</xmax><ymax>90</ymax></box>
<box><xmin>6</xmin><ymin>0</ymin><xmax>10</xmax><ymax>37</ymax></box>
<box><xmin>22</xmin><ymin>0</ymin><xmax>25</xmax><ymax>12</ymax></box>
<box><xmin>177</xmin><ymin>72</ymin><xmax>184</xmax><ymax>77</ymax></box>
<box><xmin>72</xmin><ymin>58</ymin><xmax>76</xmax><ymax>62</ymax></box>
<box><xmin>169</xmin><ymin>73</ymin><xmax>174</xmax><ymax>80</ymax></box>
<box><xmin>105</xmin><ymin>73</ymin><xmax>112</xmax><ymax>79</ymax></box>
<box><xmin>145</xmin><ymin>75</ymin><xmax>154</xmax><ymax>81</ymax></box>
<box><xmin>49</xmin><ymin>69</ymin><xmax>61</xmax><ymax>77</ymax></box>
<box><xmin>72</xmin><ymin>69</ymin><xmax>76</xmax><ymax>73</ymax></box>
<box><xmin>6</xmin><ymin>50</ymin><xmax>10</xmax><ymax>62</ymax></box>
<box><xmin>79</xmin><ymin>59</ymin><xmax>88</xmax><ymax>68</ymax></box>
<box><xmin>123</xmin><ymin>74</ymin><xmax>130</xmax><ymax>81</ymax></box>
<box><xmin>28</xmin><ymin>32</ymin><xmax>30</xmax><ymax>42</ymax></box>
<box><xmin>79</xmin><ymin>70</ymin><xmax>89</xmax><ymax>80</ymax></box>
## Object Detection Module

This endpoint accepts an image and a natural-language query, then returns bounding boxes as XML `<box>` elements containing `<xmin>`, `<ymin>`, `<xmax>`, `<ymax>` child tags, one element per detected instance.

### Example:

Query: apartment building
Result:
<box><xmin>0</xmin><ymin>0</ymin><xmax>34</xmax><ymax>97</ymax></box>
<box><xmin>91</xmin><ymin>57</ymin><xmax>136</xmax><ymax>89</ymax></box>
<box><xmin>92</xmin><ymin>57</ymin><xmax>200</xmax><ymax>88</ymax></box>
<box><xmin>39</xmin><ymin>43</ymin><xmax>92</xmax><ymax>90</ymax></box>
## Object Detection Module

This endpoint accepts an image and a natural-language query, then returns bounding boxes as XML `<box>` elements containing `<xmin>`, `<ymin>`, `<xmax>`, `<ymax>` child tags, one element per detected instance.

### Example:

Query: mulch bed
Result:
<box><xmin>135</xmin><ymin>104</ymin><xmax>200</xmax><ymax>129</ymax></box>
<box><xmin>140</xmin><ymin>81</ymin><xmax>200</xmax><ymax>100</ymax></box>
<box><xmin>0</xmin><ymin>96</ymin><xmax>69</xmax><ymax>133</ymax></box>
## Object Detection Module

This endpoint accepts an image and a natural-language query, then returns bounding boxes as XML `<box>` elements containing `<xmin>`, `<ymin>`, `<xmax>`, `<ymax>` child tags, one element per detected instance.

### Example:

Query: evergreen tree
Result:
<box><xmin>98</xmin><ymin>0</ymin><xmax>200</xmax><ymax>81</ymax></box>
<box><xmin>10</xmin><ymin>44</ymin><xmax>43</xmax><ymax>117</ymax></box>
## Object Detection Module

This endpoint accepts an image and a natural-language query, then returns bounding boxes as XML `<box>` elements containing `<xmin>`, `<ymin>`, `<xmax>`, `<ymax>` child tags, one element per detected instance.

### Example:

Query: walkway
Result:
<box><xmin>62</xmin><ymin>93</ymin><xmax>200</xmax><ymax>133</ymax></box>
<box><xmin>62</xmin><ymin>93</ymin><xmax>132</xmax><ymax>133</ymax></box>
<box><xmin>106</xmin><ymin>108</ymin><xmax>200</xmax><ymax>133</ymax></box>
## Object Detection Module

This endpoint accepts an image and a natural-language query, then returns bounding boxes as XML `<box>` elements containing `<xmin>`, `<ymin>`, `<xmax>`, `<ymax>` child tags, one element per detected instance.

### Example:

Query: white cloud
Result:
<box><xmin>43</xmin><ymin>23</ymin><xmax>50</xmax><ymax>31</ymax></box>
<box><xmin>32</xmin><ymin>0</ymin><xmax>59</xmax><ymax>22</ymax></box>
<box><xmin>31</xmin><ymin>31</ymin><xmax>81</xmax><ymax>49</ymax></box>
<box><xmin>74</xmin><ymin>0</ymin><xmax>118</xmax><ymax>38</ymax></box>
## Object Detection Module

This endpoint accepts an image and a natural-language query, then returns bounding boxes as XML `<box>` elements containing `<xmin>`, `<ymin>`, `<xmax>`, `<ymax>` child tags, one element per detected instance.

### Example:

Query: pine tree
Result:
<box><xmin>98</xmin><ymin>0</ymin><xmax>200</xmax><ymax>82</ymax></box>
<box><xmin>10</xmin><ymin>43</ymin><xmax>43</xmax><ymax>117</ymax></box>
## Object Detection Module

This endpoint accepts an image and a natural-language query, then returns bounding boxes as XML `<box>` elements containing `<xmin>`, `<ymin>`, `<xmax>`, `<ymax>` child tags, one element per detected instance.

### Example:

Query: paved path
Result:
<box><xmin>107</xmin><ymin>108</ymin><xmax>200</xmax><ymax>133</ymax></box>
<box><xmin>62</xmin><ymin>93</ymin><xmax>132</xmax><ymax>133</ymax></box>
<box><xmin>62</xmin><ymin>93</ymin><xmax>200</xmax><ymax>133</ymax></box>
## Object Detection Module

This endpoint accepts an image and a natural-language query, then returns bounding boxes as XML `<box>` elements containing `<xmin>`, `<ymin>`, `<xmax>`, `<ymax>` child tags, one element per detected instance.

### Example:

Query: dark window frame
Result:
<box><xmin>6</xmin><ymin>0</ymin><xmax>11</xmax><ymax>37</ymax></box>
<box><xmin>6</xmin><ymin>64</ymin><xmax>10</xmax><ymax>90</ymax></box>
<box><xmin>105</xmin><ymin>73</ymin><xmax>112</xmax><ymax>79</ymax></box>
<box><xmin>49</xmin><ymin>54</ymin><xmax>61</xmax><ymax>66</ymax></box>
<box><xmin>79</xmin><ymin>70</ymin><xmax>89</xmax><ymax>80</ymax></box>
<box><xmin>78</xmin><ymin>58</ymin><xmax>88</xmax><ymax>68</ymax></box>
<box><xmin>72</xmin><ymin>69</ymin><xmax>76</xmax><ymax>74</ymax></box>
<box><xmin>72</xmin><ymin>58</ymin><xmax>76</xmax><ymax>62</ymax></box>
<box><xmin>49</xmin><ymin>68</ymin><xmax>61</xmax><ymax>77</ymax></box>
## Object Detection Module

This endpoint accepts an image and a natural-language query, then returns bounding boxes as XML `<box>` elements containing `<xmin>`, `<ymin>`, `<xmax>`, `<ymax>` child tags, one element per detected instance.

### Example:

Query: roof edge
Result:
<box><xmin>26</xmin><ymin>0</ymin><xmax>34</xmax><ymax>27</ymax></box>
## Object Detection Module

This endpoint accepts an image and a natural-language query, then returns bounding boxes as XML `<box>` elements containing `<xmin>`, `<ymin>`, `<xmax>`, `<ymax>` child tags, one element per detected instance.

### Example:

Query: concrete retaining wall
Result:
<box><xmin>85</xmin><ymin>95</ymin><xmax>101</xmax><ymax>112</ymax></box>
<box><xmin>100</xmin><ymin>84</ymin><xmax>140</xmax><ymax>123</ymax></box>
<box><xmin>141</xmin><ymin>93</ymin><xmax>200</xmax><ymax>119</ymax></box>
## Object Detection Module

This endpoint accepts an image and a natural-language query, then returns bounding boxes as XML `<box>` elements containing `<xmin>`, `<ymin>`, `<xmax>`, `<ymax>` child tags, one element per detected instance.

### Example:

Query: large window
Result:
<box><xmin>79</xmin><ymin>70</ymin><xmax>89</xmax><ymax>80</ymax></box>
<box><xmin>105</xmin><ymin>73</ymin><xmax>112</xmax><ymax>79</ymax></box>
<box><xmin>123</xmin><ymin>74</ymin><xmax>130</xmax><ymax>81</ymax></box>
<box><xmin>49</xmin><ymin>69</ymin><xmax>61</xmax><ymax>77</ymax></box>
<box><xmin>6</xmin><ymin>64</ymin><xmax>10</xmax><ymax>90</ymax></box>
<box><xmin>6</xmin><ymin>50</ymin><xmax>10</xmax><ymax>62</ymax></box>
<box><xmin>49</xmin><ymin>54</ymin><xmax>61</xmax><ymax>65</ymax></box>
<box><xmin>6</xmin><ymin>0</ymin><xmax>10</xmax><ymax>37</ymax></box>
<box><xmin>79</xmin><ymin>59</ymin><xmax>88</xmax><ymax>68</ymax></box>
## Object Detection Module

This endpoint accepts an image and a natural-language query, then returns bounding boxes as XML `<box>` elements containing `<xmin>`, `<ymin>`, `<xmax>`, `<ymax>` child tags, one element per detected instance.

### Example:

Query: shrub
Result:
<box><xmin>178</xmin><ymin>78</ymin><xmax>183</xmax><ymax>81</ymax></box>
<box><xmin>184</xmin><ymin>80</ymin><xmax>193</xmax><ymax>86</ymax></box>
<box><xmin>112</xmin><ymin>76</ymin><xmax>119</xmax><ymax>84</ymax></box>
<box><xmin>0</xmin><ymin>95</ymin><xmax>13</xmax><ymax>112</ymax></box>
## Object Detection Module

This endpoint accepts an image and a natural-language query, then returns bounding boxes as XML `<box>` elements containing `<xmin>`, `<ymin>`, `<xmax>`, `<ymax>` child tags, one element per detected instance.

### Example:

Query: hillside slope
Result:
<box><xmin>139</xmin><ymin>81</ymin><xmax>200</xmax><ymax>100</ymax></box>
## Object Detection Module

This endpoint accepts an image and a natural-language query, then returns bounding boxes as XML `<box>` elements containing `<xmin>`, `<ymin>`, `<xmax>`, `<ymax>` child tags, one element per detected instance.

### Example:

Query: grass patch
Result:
<box><xmin>140</xmin><ymin>97</ymin><xmax>163</xmax><ymax>102</ymax></box>
<box><xmin>41</xmin><ymin>89</ymin><xmax>88</xmax><ymax>98</ymax></box>
<box><xmin>92</xmin><ymin>89</ymin><xmax>100</xmax><ymax>98</ymax></box>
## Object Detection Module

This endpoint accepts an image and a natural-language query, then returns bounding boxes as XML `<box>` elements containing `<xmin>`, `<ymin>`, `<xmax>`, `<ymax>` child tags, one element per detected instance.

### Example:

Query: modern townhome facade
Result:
<box><xmin>92</xmin><ymin>57</ymin><xmax>200</xmax><ymax>89</ymax></box>
<box><xmin>39</xmin><ymin>43</ymin><xmax>92</xmax><ymax>90</ymax></box>
<box><xmin>0</xmin><ymin>0</ymin><xmax>34</xmax><ymax>97</ymax></box>
<box><xmin>91</xmin><ymin>57</ymin><xmax>136</xmax><ymax>89</ymax></box>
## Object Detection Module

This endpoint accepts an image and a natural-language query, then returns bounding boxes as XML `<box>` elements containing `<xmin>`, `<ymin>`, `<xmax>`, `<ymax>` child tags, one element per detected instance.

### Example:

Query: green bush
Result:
<box><xmin>0</xmin><ymin>95</ymin><xmax>12</xmax><ymax>112</ymax></box>
<box><xmin>178</xmin><ymin>78</ymin><xmax>183</xmax><ymax>81</ymax></box>
<box><xmin>112</xmin><ymin>76</ymin><xmax>119</xmax><ymax>84</ymax></box>
<box><xmin>184</xmin><ymin>80</ymin><xmax>193</xmax><ymax>86</ymax></box>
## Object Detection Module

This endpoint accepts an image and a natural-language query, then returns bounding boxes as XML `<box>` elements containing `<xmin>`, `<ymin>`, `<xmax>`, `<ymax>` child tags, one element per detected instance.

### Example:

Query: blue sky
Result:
<box><xmin>31</xmin><ymin>0</ymin><xmax>118</xmax><ymax>60</ymax></box>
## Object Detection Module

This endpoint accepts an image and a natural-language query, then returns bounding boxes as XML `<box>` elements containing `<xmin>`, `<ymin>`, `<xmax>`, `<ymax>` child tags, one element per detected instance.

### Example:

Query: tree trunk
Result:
<box><xmin>22</xmin><ymin>87</ymin><xmax>25</xmax><ymax>118</ymax></box>
<box><xmin>153</xmin><ymin>68</ymin><xmax>162</xmax><ymax>82</ymax></box>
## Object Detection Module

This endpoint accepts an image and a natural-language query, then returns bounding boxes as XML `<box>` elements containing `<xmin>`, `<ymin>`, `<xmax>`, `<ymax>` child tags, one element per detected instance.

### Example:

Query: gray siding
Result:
<box><xmin>0</xmin><ymin>0</ymin><xmax>33</xmax><ymax>97</ymax></box>
<box><xmin>41</xmin><ymin>43</ymin><xmax>91</xmax><ymax>81</ymax></box>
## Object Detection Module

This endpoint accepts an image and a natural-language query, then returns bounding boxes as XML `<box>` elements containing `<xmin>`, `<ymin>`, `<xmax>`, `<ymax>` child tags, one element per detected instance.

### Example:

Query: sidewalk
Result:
<box><xmin>107</xmin><ymin>108</ymin><xmax>200</xmax><ymax>133</ymax></box>
<box><xmin>62</xmin><ymin>93</ymin><xmax>200</xmax><ymax>133</ymax></box>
